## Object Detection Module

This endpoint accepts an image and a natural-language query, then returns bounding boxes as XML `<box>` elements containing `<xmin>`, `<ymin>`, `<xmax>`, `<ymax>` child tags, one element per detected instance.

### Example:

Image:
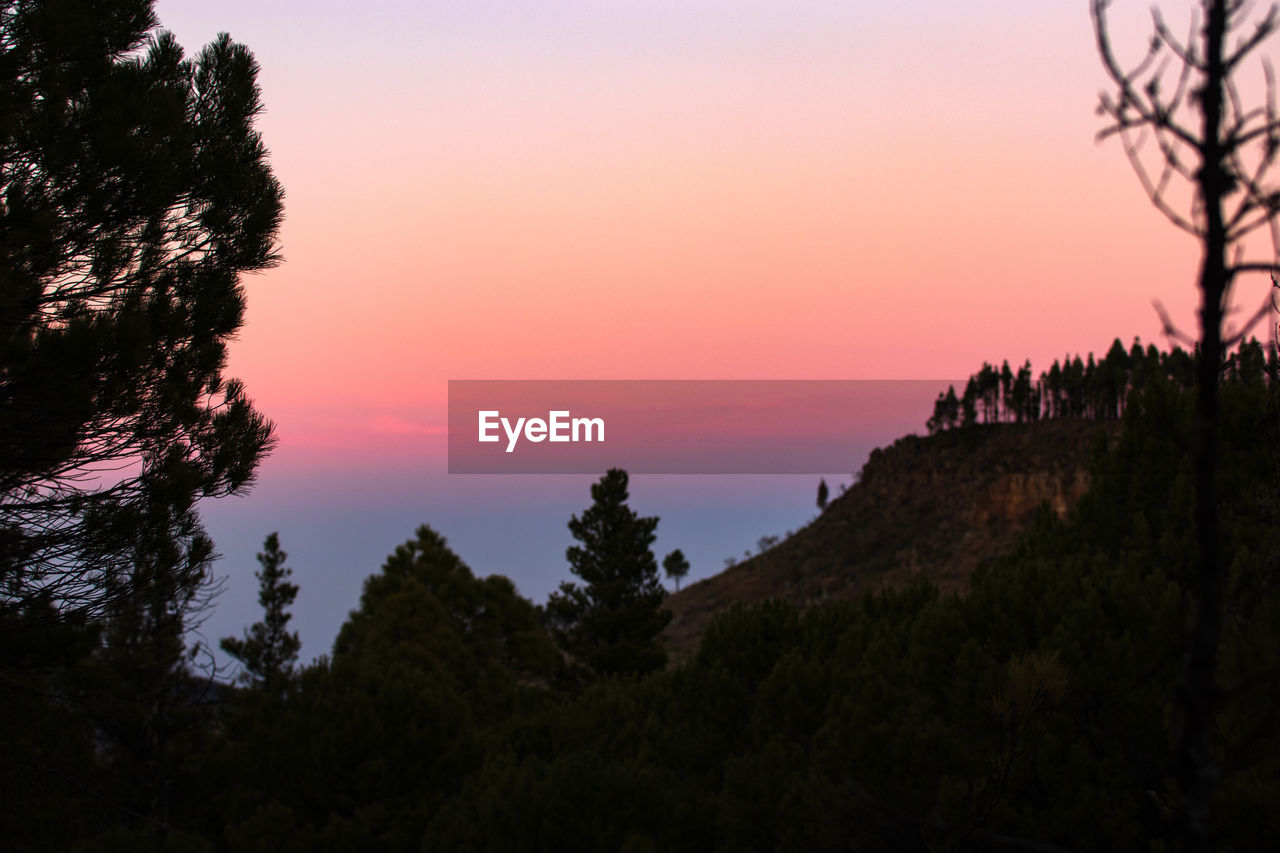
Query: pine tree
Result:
<box><xmin>961</xmin><ymin>378</ymin><xmax>979</xmax><ymax>427</ymax></box>
<box><xmin>941</xmin><ymin>386</ymin><xmax>960</xmax><ymax>429</ymax></box>
<box><xmin>926</xmin><ymin>391</ymin><xmax>947</xmax><ymax>435</ymax></box>
<box><xmin>331</xmin><ymin>525</ymin><xmax>559</xmax><ymax>713</ymax></box>
<box><xmin>0</xmin><ymin>0</ymin><xmax>283</xmax><ymax>633</ymax></box>
<box><xmin>663</xmin><ymin>549</ymin><xmax>690</xmax><ymax>593</ymax></box>
<box><xmin>86</xmin><ymin>531</ymin><xmax>221</xmax><ymax>847</ymax></box>
<box><xmin>999</xmin><ymin>360</ymin><xmax>1014</xmax><ymax>422</ymax></box>
<box><xmin>1102</xmin><ymin>338</ymin><xmax>1130</xmax><ymax>419</ymax></box>
<box><xmin>1011</xmin><ymin>361</ymin><xmax>1033</xmax><ymax>423</ymax></box>
<box><xmin>221</xmin><ymin>532</ymin><xmax>300</xmax><ymax>686</ymax></box>
<box><xmin>546</xmin><ymin>469</ymin><xmax>670</xmax><ymax>678</ymax></box>
<box><xmin>816</xmin><ymin>478</ymin><xmax>829</xmax><ymax>510</ymax></box>
<box><xmin>976</xmin><ymin>363</ymin><xmax>999</xmax><ymax>423</ymax></box>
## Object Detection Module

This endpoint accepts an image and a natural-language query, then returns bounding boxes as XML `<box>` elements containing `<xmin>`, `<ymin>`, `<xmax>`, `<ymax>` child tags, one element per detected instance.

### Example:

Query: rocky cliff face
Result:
<box><xmin>978</xmin><ymin>467</ymin><xmax>1093</xmax><ymax>523</ymax></box>
<box><xmin>661</xmin><ymin>419</ymin><xmax>1115</xmax><ymax>661</ymax></box>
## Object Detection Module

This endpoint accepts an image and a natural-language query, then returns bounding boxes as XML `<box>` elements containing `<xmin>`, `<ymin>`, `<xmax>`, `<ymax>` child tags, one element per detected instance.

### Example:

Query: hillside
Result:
<box><xmin>661</xmin><ymin>419</ymin><xmax>1118</xmax><ymax>661</ymax></box>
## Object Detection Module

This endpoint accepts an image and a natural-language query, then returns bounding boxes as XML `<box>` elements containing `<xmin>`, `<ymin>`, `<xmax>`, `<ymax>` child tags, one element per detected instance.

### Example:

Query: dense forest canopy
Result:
<box><xmin>5</xmin><ymin>0</ymin><xmax>1280</xmax><ymax>849</ymax></box>
<box><xmin>8</xmin><ymin>338</ymin><xmax>1278</xmax><ymax>851</ymax></box>
<box><xmin>926</xmin><ymin>337</ymin><xmax>1276</xmax><ymax>432</ymax></box>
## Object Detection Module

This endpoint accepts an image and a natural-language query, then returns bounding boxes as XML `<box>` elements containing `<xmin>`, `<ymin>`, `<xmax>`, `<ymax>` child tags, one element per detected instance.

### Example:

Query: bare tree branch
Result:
<box><xmin>1225</xmin><ymin>3</ymin><xmax>1279</xmax><ymax>69</ymax></box>
<box><xmin>1096</xmin><ymin>6</ymin><xmax>1280</xmax><ymax>849</ymax></box>
<box><xmin>1153</xmin><ymin>300</ymin><xmax>1200</xmax><ymax>348</ymax></box>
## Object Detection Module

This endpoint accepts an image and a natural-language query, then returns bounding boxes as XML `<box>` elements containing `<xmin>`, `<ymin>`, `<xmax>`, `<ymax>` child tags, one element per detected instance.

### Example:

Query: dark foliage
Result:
<box><xmin>545</xmin><ymin>469</ymin><xmax>671</xmax><ymax>679</ymax></box>
<box><xmin>0</xmin><ymin>0</ymin><xmax>283</xmax><ymax>629</ymax></box>
<box><xmin>663</xmin><ymin>549</ymin><xmax>690</xmax><ymax>593</ymax></box>
<box><xmin>928</xmin><ymin>337</ymin><xmax>1274</xmax><ymax>433</ymax></box>
<box><xmin>420</xmin><ymin>367</ymin><xmax>1279</xmax><ymax>851</ymax></box>
<box><xmin>12</xmin><ymin>349</ymin><xmax>1278</xmax><ymax>851</ymax></box>
<box><xmin>1</xmin><ymin>2</ymin><xmax>280</xmax><ymax>847</ymax></box>
<box><xmin>221</xmin><ymin>532</ymin><xmax>299</xmax><ymax>686</ymax></box>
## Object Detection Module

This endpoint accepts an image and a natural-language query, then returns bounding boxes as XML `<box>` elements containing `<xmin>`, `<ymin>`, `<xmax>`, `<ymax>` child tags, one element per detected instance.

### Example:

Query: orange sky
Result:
<box><xmin>148</xmin><ymin>2</ymin><xmax>1280</xmax><ymax>658</ymax></box>
<box><xmin>148</xmin><ymin>0</ymin><xmax>1280</xmax><ymax>467</ymax></box>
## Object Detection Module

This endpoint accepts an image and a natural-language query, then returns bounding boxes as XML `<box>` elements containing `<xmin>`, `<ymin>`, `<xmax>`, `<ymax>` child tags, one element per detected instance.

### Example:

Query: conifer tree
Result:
<box><xmin>546</xmin><ymin>469</ymin><xmax>670</xmax><ymax>678</ymax></box>
<box><xmin>941</xmin><ymin>385</ymin><xmax>960</xmax><ymax>428</ymax></box>
<box><xmin>663</xmin><ymin>549</ymin><xmax>690</xmax><ymax>593</ymax></box>
<box><xmin>816</xmin><ymin>478</ymin><xmax>829</xmax><ymax>510</ymax></box>
<box><xmin>1043</xmin><ymin>360</ymin><xmax>1062</xmax><ymax>419</ymax></box>
<box><xmin>999</xmin><ymin>360</ymin><xmax>1014</xmax><ymax>421</ymax></box>
<box><xmin>926</xmin><ymin>391</ymin><xmax>947</xmax><ymax>435</ymax></box>
<box><xmin>0</xmin><ymin>0</ymin><xmax>283</xmax><ymax>632</ymax></box>
<box><xmin>961</xmin><ymin>378</ymin><xmax>979</xmax><ymax>426</ymax></box>
<box><xmin>331</xmin><ymin>525</ymin><xmax>559</xmax><ymax>710</ymax></box>
<box><xmin>221</xmin><ymin>532</ymin><xmax>300</xmax><ymax>685</ymax></box>
<box><xmin>87</xmin><ymin>530</ymin><xmax>220</xmax><ymax>846</ymax></box>
<box><xmin>976</xmin><ymin>363</ymin><xmax>999</xmax><ymax>423</ymax></box>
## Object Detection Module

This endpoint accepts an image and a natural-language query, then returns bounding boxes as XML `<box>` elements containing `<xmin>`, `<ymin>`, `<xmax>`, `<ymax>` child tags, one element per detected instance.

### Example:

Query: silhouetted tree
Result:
<box><xmin>1066</xmin><ymin>355</ymin><xmax>1086</xmax><ymax>417</ymax></box>
<box><xmin>1011</xmin><ymin>360</ymin><xmax>1036</xmax><ymax>422</ymax></box>
<box><xmin>1082</xmin><ymin>353</ymin><xmax>1100</xmax><ymax>418</ymax></box>
<box><xmin>546</xmin><ymin>469</ymin><xmax>670</xmax><ymax>678</ymax></box>
<box><xmin>961</xmin><ymin>377</ymin><xmax>979</xmax><ymax>426</ymax></box>
<box><xmin>927</xmin><ymin>387</ymin><xmax>962</xmax><ymax>433</ymax></box>
<box><xmin>1129</xmin><ymin>337</ymin><xmax>1151</xmax><ymax>397</ymax></box>
<box><xmin>0</xmin><ymin>0</ymin><xmax>283</xmax><ymax>633</ymax></box>
<box><xmin>999</xmin><ymin>360</ymin><xmax>1014</xmax><ymax>421</ymax></box>
<box><xmin>1102</xmin><ymin>337</ymin><xmax>1131</xmax><ymax>418</ymax></box>
<box><xmin>84</xmin><ymin>529</ymin><xmax>222</xmax><ymax>848</ymax></box>
<box><xmin>1233</xmin><ymin>337</ymin><xmax>1267</xmax><ymax>383</ymax></box>
<box><xmin>1042</xmin><ymin>360</ymin><xmax>1062</xmax><ymax>419</ymax></box>
<box><xmin>332</xmin><ymin>524</ymin><xmax>559</xmax><ymax>715</ymax></box>
<box><xmin>222</xmin><ymin>532</ymin><xmax>300</xmax><ymax>686</ymax></box>
<box><xmin>926</xmin><ymin>391</ymin><xmax>946</xmax><ymax>434</ymax></box>
<box><xmin>756</xmin><ymin>535</ymin><xmax>780</xmax><ymax>553</ymax></box>
<box><xmin>816</xmin><ymin>478</ymin><xmax>829</xmax><ymax>510</ymax></box>
<box><xmin>976</xmin><ymin>362</ymin><xmax>999</xmax><ymax>423</ymax></box>
<box><xmin>1095</xmin><ymin>1</ymin><xmax>1280</xmax><ymax>845</ymax></box>
<box><xmin>940</xmin><ymin>386</ymin><xmax>960</xmax><ymax>429</ymax></box>
<box><xmin>663</xmin><ymin>549</ymin><xmax>690</xmax><ymax>593</ymax></box>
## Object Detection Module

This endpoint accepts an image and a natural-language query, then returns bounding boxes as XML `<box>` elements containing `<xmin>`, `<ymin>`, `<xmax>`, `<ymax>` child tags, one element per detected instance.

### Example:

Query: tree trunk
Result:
<box><xmin>1175</xmin><ymin>3</ymin><xmax>1228</xmax><ymax>849</ymax></box>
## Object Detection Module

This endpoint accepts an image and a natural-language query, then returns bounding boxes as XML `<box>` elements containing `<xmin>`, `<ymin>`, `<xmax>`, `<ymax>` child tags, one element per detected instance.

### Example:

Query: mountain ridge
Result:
<box><xmin>661</xmin><ymin>418</ymin><xmax>1118</xmax><ymax>662</ymax></box>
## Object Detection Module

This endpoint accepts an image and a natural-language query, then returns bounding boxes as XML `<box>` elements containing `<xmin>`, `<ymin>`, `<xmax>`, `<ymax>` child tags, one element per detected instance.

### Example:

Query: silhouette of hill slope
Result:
<box><xmin>661</xmin><ymin>419</ymin><xmax>1117</xmax><ymax>661</ymax></box>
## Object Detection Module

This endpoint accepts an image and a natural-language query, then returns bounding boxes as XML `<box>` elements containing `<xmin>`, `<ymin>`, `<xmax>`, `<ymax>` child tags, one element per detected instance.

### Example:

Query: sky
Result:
<box><xmin>146</xmin><ymin>1</ymin><xmax>1279</xmax><ymax>666</ymax></box>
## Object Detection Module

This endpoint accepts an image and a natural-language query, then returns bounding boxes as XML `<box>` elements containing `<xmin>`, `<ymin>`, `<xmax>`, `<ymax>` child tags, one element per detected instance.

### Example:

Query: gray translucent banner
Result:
<box><xmin>448</xmin><ymin>380</ymin><xmax>952</xmax><ymax>474</ymax></box>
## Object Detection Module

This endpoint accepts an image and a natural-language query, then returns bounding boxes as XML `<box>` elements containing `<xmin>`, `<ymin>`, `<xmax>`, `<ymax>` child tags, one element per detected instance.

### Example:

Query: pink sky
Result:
<box><xmin>148</xmin><ymin>2</ymin><xmax>1280</xmax><ymax>658</ymax></box>
<box><xmin>150</xmin><ymin>0</ymin><xmax>1277</xmax><ymax>468</ymax></box>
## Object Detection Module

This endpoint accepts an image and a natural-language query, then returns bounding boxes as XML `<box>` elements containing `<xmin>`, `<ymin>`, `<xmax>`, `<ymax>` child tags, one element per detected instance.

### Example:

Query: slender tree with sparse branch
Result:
<box><xmin>221</xmin><ymin>532</ymin><xmax>299</xmax><ymax>687</ymax></box>
<box><xmin>1093</xmin><ymin>1</ymin><xmax>1280</xmax><ymax>848</ymax></box>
